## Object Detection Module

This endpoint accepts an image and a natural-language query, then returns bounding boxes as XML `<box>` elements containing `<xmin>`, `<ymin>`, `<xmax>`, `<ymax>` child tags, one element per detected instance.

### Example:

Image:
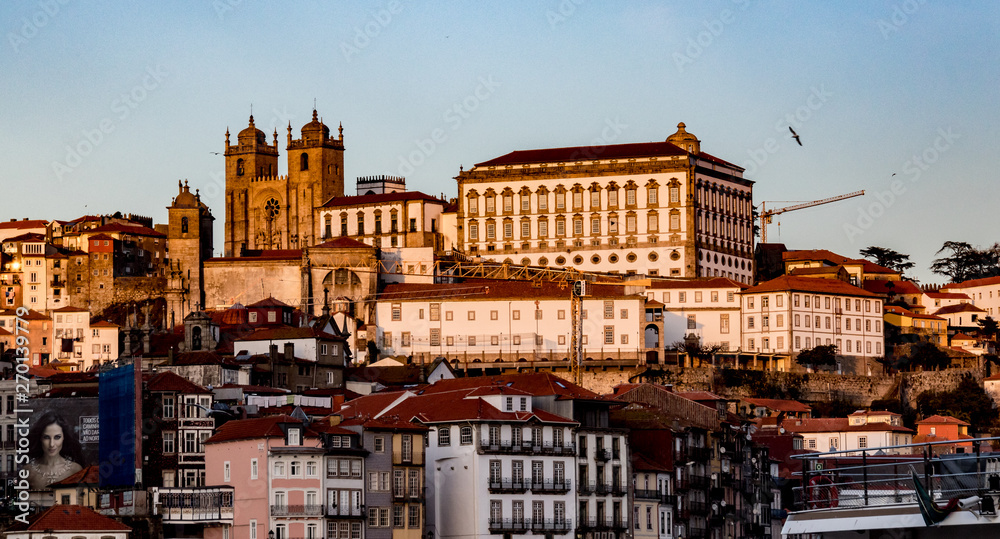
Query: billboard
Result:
<box><xmin>20</xmin><ymin>396</ymin><xmax>99</xmax><ymax>491</ymax></box>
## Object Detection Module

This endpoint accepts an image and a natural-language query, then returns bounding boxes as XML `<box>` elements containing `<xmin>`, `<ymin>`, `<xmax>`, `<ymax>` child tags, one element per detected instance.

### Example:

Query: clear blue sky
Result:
<box><xmin>2</xmin><ymin>1</ymin><xmax>997</xmax><ymax>283</ymax></box>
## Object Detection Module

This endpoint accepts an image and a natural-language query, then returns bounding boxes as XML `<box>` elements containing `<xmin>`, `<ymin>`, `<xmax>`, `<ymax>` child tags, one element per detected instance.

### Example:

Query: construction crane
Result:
<box><xmin>760</xmin><ymin>190</ymin><xmax>865</xmax><ymax>243</ymax></box>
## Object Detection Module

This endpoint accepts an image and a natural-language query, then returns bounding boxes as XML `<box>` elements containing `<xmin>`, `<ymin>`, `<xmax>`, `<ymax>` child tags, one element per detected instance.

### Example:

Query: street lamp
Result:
<box><xmin>268</xmin><ymin>530</ymin><xmax>274</xmax><ymax>539</ymax></box>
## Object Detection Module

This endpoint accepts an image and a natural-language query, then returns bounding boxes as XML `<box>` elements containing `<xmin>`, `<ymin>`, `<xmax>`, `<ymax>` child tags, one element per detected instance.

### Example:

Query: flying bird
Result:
<box><xmin>210</xmin><ymin>152</ymin><xmax>222</xmax><ymax>155</ymax></box>
<box><xmin>788</xmin><ymin>126</ymin><xmax>802</xmax><ymax>146</ymax></box>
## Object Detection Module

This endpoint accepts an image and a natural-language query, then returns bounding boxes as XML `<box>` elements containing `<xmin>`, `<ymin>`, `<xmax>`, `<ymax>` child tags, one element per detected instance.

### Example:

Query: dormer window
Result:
<box><xmin>288</xmin><ymin>427</ymin><xmax>301</xmax><ymax>446</ymax></box>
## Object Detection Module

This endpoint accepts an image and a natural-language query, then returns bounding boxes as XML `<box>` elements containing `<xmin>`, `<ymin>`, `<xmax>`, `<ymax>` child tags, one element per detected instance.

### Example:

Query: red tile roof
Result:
<box><xmin>788</xmin><ymin>265</ymin><xmax>849</xmax><ymax>277</ymax></box>
<box><xmin>91</xmin><ymin>320</ymin><xmax>120</xmax><ymax>328</ymax></box>
<box><xmin>238</xmin><ymin>326</ymin><xmax>344</xmax><ymax>342</ymax></box>
<box><xmin>0</xmin><ymin>219</ymin><xmax>48</xmax><ymax>230</ymax></box>
<box><xmin>473</xmin><ymin>140</ymin><xmax>710</xmax><ymax>167</ymax></box>
<box><xmin>0</xmin><ymin>308</ymin><xmax>52</xmax><ymax>320</ymax></box>
<box><xmin>648</xmin><ymin>277</ymin><xmax>747</xmax><ymax>290</ymax></box>
<box><xmin>933</xmin><ymin>303</ymin><xmax>986</xmax><ymax>315</ymax></box>
<box><xmin>942</xmin><ymin>276</ymin><xmax>1000</xmax><ymax>290</ymax></box>
<box><xmin>205</xmin><ymin>414</ymin><xmax>321</xmax><ymax>444</ymax></box>
<box><xmin>744</xmin><ymin>275</ymin><xmax>880</xmax><ymax>297</ymax></box>
<box><xmin>53</xmin><ymin>306</ymin><xmax>89</xmax><ymax>312</ymax></box>
<box><xmin>786</xmin><ymin>417</ymin><xmax>913</xmax><ymax>434</ymax></box>
<box><xmin>916</xmin><ymin>415</ymin><xmax>969</xmax><ymax>426</ymax></box>
<box><xmin>147</xmin><ymin>371</ymin><xmax>211</xmax><ymax>394</ymax></box>
<box><xmin>676</xmin><ymin>391</ymin><xmax>726</xmax><ymax>402</ymax></box>
<box><xmin>742</xmin><ymin>398</ymin><xmax>812</xmax><ymax>413</ymax></box>
<box><xmin>313</xmin><ymin>237</ymin><xmax>374</xmax><ymax>249</ymax></box>
<box><xmin>247</xmin><ymin>296</ymin><xmax>292</xmax><ymax>308</ymax></box>
<box><xmin>172</xmin><ymin>351</ymin><xmax>236</xmax><ymax>366</ymax></box>
<box><xmin>924</xmin><ymin>291</ymin><xmax>972</xmax><ymax>300</ymax></box>
<box><xmin>7</xmin><ymin>504</ymin><xmax>131</xmax><ymax>532</ymax></box>
<box><xmin>782</xmin><ymin>250</ymin><xmax>898</xmax><ymax>275</ymax></box>
<box><xmin>883</xmin><ymin>305</ymin><xmax>945</xmax><ymax>321</ymax></box>
<box><xmin>321</xmin><ymin>191</ymin><xmax>445</xmax><ymax>208</ymax></box>
<box><xmin>87</xmin><ymin>222</ymin><xmax>165</xmax><ymax>237</ymax></box>
<box><xmin>2</xmin><ymin>232</ymin><xmax>46</xmax><ymax>243</ymax></box>
<box><xmin>951</xmin><ymin>333</ymin><xmax>975</xmax><ymax>341</ymax></box>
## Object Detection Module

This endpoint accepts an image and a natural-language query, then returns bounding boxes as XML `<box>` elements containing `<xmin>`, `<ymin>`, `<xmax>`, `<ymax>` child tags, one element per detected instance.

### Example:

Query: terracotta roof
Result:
<box><xmin>380</xmin><ymin>280</ymin><xmax>628</xmax><ymax>301</ymax></box>
<box><xmin>916</xmin><ymin>415</ymin><xmax>969</xmax><ymax>426</ymax></box>
<box><xmin>6</xmin><ymin>504</ymin><xmax>131</xmax><ymax>532</ymax></box>
<box><xmin>2</xmin><ymin>232</ymin><xmax>46</xmax><ymax>243</ymax></box>
<box><xmin>743</xmin><ymin>275</ymin><xmax>880</xmax><ymax>297</ymax></box>
<box><xmin>53</xmin><ymin>305</ymin><xmax>89</xmax><ymax>313</ymax></box>
<box><xmin>412</xmin><ymin>372</ymin><xmax>603</xmax><ymax>401</ymax></box>
<box><xmin>0</xmin><ymin>308</ymin><xmax>51</xmax><ymax>321</ymax></box>
<box><xmin>942</xmin><ymin>276</ymin><xmax>1000</xmax><ymax>290</ymax></box>
<box><xmin>883</xmin><ymin>305</ymin><xmax>945</xmax><ymax>321</ymax></box>
<box><xmin>951</xmin><ymin>333</ymin><xmax>976</xmax><ymax>341</ymax></box>
<box><xmin>247</xmin><ymin>296</ymin><xmax>292</xmax><ymax>308</ymax></box>
<box><xmin>205</xmin><ymin>414</ymin><xmax>321</xmax><ymax>444</ymax></box>
<box><xmin>237</xmin><ymin>326</ymin><xmax>344</xmax><ymax>342</ymax></box>
<box><xmin>933</xmin><ymin>303</ymin><xmax>986</xmax><ymax>315</ymax></box>
<box><xmin>0</xmin><ymin>327</ymin><xmax>10</xmax><ymax>336</ymax></box>
<box><xmin>788</xmin><ymin>265</ymin><xmax>848</xmax><ymax>276</ymax></box>
<box><xmin>648</xmin><ymin>277</ymin><xmax>747</xmax><ymax>290</ymax></box>
<box><xmin>676</xmin><ymin>390</ymin><xmax>726</xmax><ymax>402</ymax></box>
<box><xmin>147</xmin><ymin>371</ymin><xmax>212</xmax><ymax>394</ymax></box>
<box><xmin>87</xmin><ymin>222</ymin><xmax>165</xmax><ymax>237</ymax></box>
<box><xmin>782</xmin><ymin>249</ymin><xmax>899</xmax><ymax>274</ymax></box>
<box><xmin>321</xmin><ymin>191</ymin><xmax>445</xmax><ymax>208</ymax></box>
<box><xmin>0</xmin><ymin>219</ymin><xmax>48</xmax><ymax>230</ymax></box>
<box><xmin>91</xmin><ymin>320</ymin><xmax>120</xmax><ymax>328</ymax></box>
<box><xmin>88</xmin><ymin>233</ymin><xmax>115</xmax><ymax>241</ymax></box>
<box><xmin>474</xmin><ymin>140</ymin><xmax>693</xmax><ymax>167</ymax></box>
<box><xmin>312</xmin><ymin>237</ymin><xmax>374</xmax><ymax>249</ymax></box>
<box><xmin>742</xmin><ymin>398</ymin><xmax>812</xmax><ymax>413</ymax></box>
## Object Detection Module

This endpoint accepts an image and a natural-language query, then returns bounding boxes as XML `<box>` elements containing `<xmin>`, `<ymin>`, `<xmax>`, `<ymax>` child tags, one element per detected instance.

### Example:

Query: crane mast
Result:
<box><xmin>760</xmin><ymin>190</ymin><xmax>865</xmax><ymax>243</ymax></box>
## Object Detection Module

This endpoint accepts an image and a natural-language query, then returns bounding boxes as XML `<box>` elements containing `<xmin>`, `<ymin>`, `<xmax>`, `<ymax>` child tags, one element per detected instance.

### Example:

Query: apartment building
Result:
<box><xmin>741</xmin><ymin>276</ymin><xmax>884</xmax><ymax>374</ymax></box>
<box><xmin>375</xmin><ymin>280</ymin><xmax>644</xmax><ymax>364</ymax></box>
<box><xmin>645</xmin><ymin>277</ymin><xmax>746</xmax><ymax>352</ymax></box>
<box><xmin>942</xmin><ymin>276</ymin><xmax>1000</xmax><ymax>317</ymax></box>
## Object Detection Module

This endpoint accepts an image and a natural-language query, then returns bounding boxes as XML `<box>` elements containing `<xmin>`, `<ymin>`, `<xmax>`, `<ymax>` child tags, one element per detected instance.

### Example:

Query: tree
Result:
<box><xmin>795</xmin><ymin>344</ymin><xmax>838</xmax><ymax>369</ymax></box>
<box><xmin>859</xmin><ymin>246</ymin><xmax>915</xmax><ymax>276</ymax></box>
<box><xmin>978</xmin><ymin>316</ymin><xmax>999</xmax><ymax>342</ymax></box>
<box><xmin>672</xmin><ymin>338</ymin><xmax>723</xmax><ymax>367</ymax></box>
<box><xmin>752</xmin><ymin>205</ymin><xmax>761</xmax><ymax>240</ymax></box>
<box><xmin>908</xmin><ymin>341</ymin><xmax>951</xmax><ymax>371</ymax></box>
<box><xmin>930</xmin><ymin>241</ymin><xmax>1000</xmax><ymax>283</ymax></box>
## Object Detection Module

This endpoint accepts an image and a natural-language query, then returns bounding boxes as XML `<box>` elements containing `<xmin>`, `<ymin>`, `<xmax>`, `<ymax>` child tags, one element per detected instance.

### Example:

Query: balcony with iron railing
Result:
<box><xmin>688</xmin><ymin>501</ymin><xmax>710</xmax><ymax>517</ymax></box>
<box><xmin>488</xmin><ymin>518</ymin><xmax>530</xmax><ymax>534</ymax></box>
<box><xmin>532</xmin><ymin>518</ymin><xmax>573</xmax><ymax>533</ymax></box>
<box><xmin>271</xmin><ymin>504</ymin><xmax>324</xmax><ymax>517</ymax></box>
<box><xmin>578</xmin><ymin>481</ymin><xmax>597</xmax><ymax>495</ymax></box>
<box><xmin>488</xmin><ymin>479</ymin><xmax>528</xmax><ymax>494</ymax></box>
<box><xmin>611</xmin><ymin>483</ymin><xmax>627</xmax><ymax>497</ymax></box>
<box><xmin>595</xmin><ymin>482</ymin><xmax>613</xmax><ymax>495</ymax></box>
<box><xmin>531</xmin><ymin>479</ymin><xmax>572</xmax><ymax>494</ymax></box>
<box><xmin>634</xmin><ymin>489</ymin><xmax>660</xmax><ymax>500</ymax></box>
<box><xmin>479</xmin><ymin>440</ymin><xmax>576</xmax><ymax>456</ymax></box>
<box><xmin>595</xmin><ymin>448</ymin><xmax>612</xmax><ymax>461</ymax></box>
<box><xmin>689</xmin><ymin>446</ymin><xmax>711</xmax><ymax>462</ymax></box>
<box><xmin>577</xmin><ymin>517</ymin><xmax>626</xmax><ymax>531</ymax></box>
<box><xmin>392</xmin><ymin>486</ymin><xmax>425</xmax><ymax>501</ymax></box>
<box><xmin>660</xmin><ymin>493</ymin><xmax>677</xmax><ymax>506</ymax></box>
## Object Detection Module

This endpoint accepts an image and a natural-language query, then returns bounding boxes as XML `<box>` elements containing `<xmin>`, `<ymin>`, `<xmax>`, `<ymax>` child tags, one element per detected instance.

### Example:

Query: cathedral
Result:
<box><xmin>223</xmin><ymin>109</ymin><xmax>345</xmax><ymax>256</ymax></box>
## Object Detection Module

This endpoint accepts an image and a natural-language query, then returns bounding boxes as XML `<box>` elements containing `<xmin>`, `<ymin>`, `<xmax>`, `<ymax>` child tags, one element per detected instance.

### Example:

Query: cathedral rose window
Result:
<box><xmin>265</xmin><ymin>198</ymin><xmax>280</xmax><ymax>219</ymax></box>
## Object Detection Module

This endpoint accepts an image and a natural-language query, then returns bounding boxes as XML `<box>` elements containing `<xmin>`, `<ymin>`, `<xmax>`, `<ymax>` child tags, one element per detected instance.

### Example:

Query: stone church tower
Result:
<box><xmin>223</xmin><ymin>110</ymin><xmax>345</xmax><ymax>256</ymax></box>
<box><xmin>166</xmin><ymin>180</ymin><xmax>214</xmax><ymax>328</ymax></box>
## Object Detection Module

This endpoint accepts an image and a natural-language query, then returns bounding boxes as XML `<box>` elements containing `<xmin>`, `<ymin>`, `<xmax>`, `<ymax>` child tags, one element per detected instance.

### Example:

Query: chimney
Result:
<box><xmin>664</xmin><ymin>384</ymin><xmax>674</xmax><ymax>392</ymax></box>
<box><xmin>284</xmin><ymin>342</ymin><xmax>294</xmax><ymax>360</ymax></box>
<box><xmin>269</xmin><ymin>343</ymin><xmax>278</xmax><ymax>360</ymax></box>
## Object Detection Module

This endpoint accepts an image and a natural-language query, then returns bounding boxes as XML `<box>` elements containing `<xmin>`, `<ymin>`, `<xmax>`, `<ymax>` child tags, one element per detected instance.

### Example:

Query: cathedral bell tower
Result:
<box><xmin>166</xmin><ymin>180</ymin><xmax>214</xmax><ymax>328</ymax></box>
<box><xmin>287</xmin><ymin>109</ymin><xmax>345</xmax><ymax>248</ymax></box>
<box><xmin>224</xmin><ymin>115</ymin><xmax>280</xmax><ymax>256</ymax></box>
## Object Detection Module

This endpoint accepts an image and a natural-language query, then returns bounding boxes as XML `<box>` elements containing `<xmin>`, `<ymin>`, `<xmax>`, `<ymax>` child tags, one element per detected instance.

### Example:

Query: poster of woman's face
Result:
<box><xmin>21</xmin><ymin>397</ymin><xmax>98</xmax><ymax>491</ymax></box>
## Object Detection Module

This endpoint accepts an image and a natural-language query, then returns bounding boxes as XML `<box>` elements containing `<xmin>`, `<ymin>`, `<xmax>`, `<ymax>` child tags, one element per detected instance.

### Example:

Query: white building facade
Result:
<box><xmin>455</xmin><ymin>123</ymin><xmax>754</xmax><ymax>282</ymax></box>
<box><xmin>645</xmin><ymin>277</ymin><xmax>746</xmax><ymax>351</ymax></box>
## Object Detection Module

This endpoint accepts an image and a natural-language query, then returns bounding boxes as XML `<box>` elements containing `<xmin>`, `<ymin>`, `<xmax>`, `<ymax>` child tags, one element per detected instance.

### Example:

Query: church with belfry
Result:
<box><xmin>223</xmin><ymin>109</ymin><xmax>346</xmax><ymax>256</ymax></box>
